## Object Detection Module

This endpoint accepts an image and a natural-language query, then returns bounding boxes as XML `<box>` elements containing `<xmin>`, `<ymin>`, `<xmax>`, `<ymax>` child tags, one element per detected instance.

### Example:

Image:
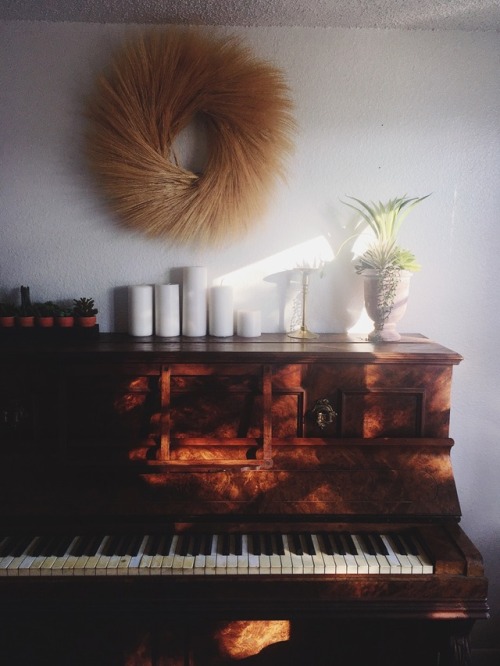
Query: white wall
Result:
<box><xmin>1</xmin><ymin>20</ymin><xmax>499</xmax><ymax>649</ymax></box>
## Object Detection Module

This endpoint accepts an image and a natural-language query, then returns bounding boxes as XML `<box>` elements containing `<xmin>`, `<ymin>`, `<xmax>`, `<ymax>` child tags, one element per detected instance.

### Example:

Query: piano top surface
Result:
<box><xmin>0</xmin><ymin>332</ymin><xmax>463</xmax><ymax>364</ymax></box>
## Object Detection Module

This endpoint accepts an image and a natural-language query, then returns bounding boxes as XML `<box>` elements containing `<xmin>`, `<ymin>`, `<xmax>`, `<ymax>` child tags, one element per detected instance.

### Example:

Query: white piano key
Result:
<box><xmin>193</xmin><ymin>534</ymin><xmax>207</xmax><ymax>575</ymax></box>
<box><xmin>367</xmin><ymin>535</ymin><xmax>392</xmax><ymax>575</ymax></box>
<box><xmin>161</xmin><ymin>534</ymin><xmax>179</xmax><ymax>574</ymax></box>
<box><xmin>126</xmin><ymin>535</ymin><xmax>151</xmax><ymax>575</ymax></box>
<box><xmin>410</xmin><ymin>536</ymin><xmax>434</xmax><ymax>574</ymax></box>
<box><xmin>85</xmin><ymin>535</ymin><xmax>111</xmax><ymax>575</ymax></box>
<box><xmin>204</xmin><ymin>534</ymin><xmax>218</xmax><ymax>575</ymax></box>
<box><xmin>51</xmin><ymin>536</ymin><xmax>81</xmax><ymax>575</ymax></box>
<box><xmin>268</xmin><ymin>535</ymin><xmax>282</xmax><ymax>574</ymax></box>
<box><xmin>247</xmin><ymin>535</ymin><xmax>260</xmax><ymax>574</ymax></box>
<box><xmin>297</xmin><ymin>534</ymin><xmax>314</xmax><ymax>574</ymax></box>
<box><xmin>6</xmin><ymin>537</ymin><xmax>40</xmax><ymax>577</ymax></box>
<box><xmin>279</xmin><ymin>533</ymin><xmax>293</xmax><ymax>574</ymax></box>
<box><xmin>310</xmin><ymin>534</ymin><xmax>326</xmax><ymax>574</ymax></box>
<box><xmin>115</xmin><ymin>535</ymin><xmax>143</xmax><ymax>575</ymax></box>
<box><xmin>145</xmin><ymin>535</ymin><xmax>166</xmax><ymax>574</ymax></box>
<box><xmin>352</xmin><ymin>534</ymin><xmax>379</xmax><ymax>574</ymax></box>
<box><xmin>399</xmin><ymin>535</ymin><xmax>427</xmax><ymax>574</ymax></box>
<box><xmin>237</xmin><ymin>534</ymin><xmax>250</xmax><ymax>574</ymax></box>
<box><xmin>335</xmin><ymin>535</ymin><xmax>357</xmax><ymax>574</ymax></box>
<box><xmin>226</xmin><ymin>535</ymin><xmax>238</xmax><ymax>574</ymax></box>
<box><xmin>256</xmin><ymin>535</ymin><xmax>271</xmax><ymax>574</ymax></box>
<box><xmin>285</xmin><ymin>534</ymin><xmax>304</xmax><ymax>574</ymax></box>
<box><xmin>315</xmin><ymin>534</ymin><xmax>337</xmax><ymax>574</ymax></box>
<box><xmin>379</xmin><ymin>534</ymin><xmax>403</xmax><ymax>574</ymax></box>
<box><xmin>37</xmin><ymin>536</ymin><xmax>71</xmax><ymax>576</ymax></box>
<box><xmin>181</xmin><ymin>535</ymin><xmax>196</xmax><ymax>575</ymax></box>
<box><xmin>18</xmin><ymin>536</ymin><xmax>44</xmax><ymax>576</ymax></box>
<box><xmin>215</xmin><ymin>534</ymin><xmax>228</xmax><ymax>575</ymax></box>
<box><xmin>384</xmin><ymin>534</ymin><xmax>412</xmax><ymax>574</ymax></box>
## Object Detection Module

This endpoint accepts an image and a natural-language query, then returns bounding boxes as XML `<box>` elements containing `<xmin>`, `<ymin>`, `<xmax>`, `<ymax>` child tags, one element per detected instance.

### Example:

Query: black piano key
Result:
<box><xmin>319</xmin><ymin>532</ymin><xmax>334</xmax><ymax>556</ymax></box>
<box><xmin>202</xmin><ymin>534</ymin><xmax>214</xmax><ymax>556</ymax></box>
<box><xmin>12</xmin><ymin>535</ymin><xmax>36</xmax><ymax>557</ymax></box>
<box><xmin>291</xmin><ymin>533</ymin><xmax>303</xmax><ymax>556</ymax></box>
<box><xmin>27</xmin><ymin>536</ymin><xmax>49</xmax><ymax>557</ymax></box>
<box><xmin>53</xmin><ymin>535</ymin><xmax>74</xmax><ymax>557</ymax></box>
<box><xmin>124</xmin><ymin>534</ymin><xmax>143</xmax><ymax>557</ymax></box>
<box><xmin>263</xmin><ymin>533</ymin><xmax>274</xmax><ymax>556</ymax></box>
<box><xmin>142</xmin><ymin>534</ymin><xmax>160</xmax><ymax>556</ymax></box>
<box><xmin>115</xmin><ymin>535</ymin><xmax>137</xmax><ymax>557</ymax></box>
<box><xmin>0</xmin><ymin>536</ymin><xmax>16</xmax><ymax>557</ymax></box>
<box><xmin>103</xmin><ymin>534</ymin><xmax>121</xmax><ymax>556</ymax></box>
<box><xmin>233</xmin><ymin>533</ymin><xmax>243</xmax><ymax>557</ymax></box>
<box><xmin>402</xmin><ymin>532</ymin><xmax>420</xmax><ymax>556</ymax></box>
<box><xmin>358</xmin><ymin>533</ymin><xmax>377</xmax><ymax>556</ymax></box>
<box><xmin>178</xmin><ymin>534</ymin><xmax>190</xmax><ymax>556</ymax></box>
<box><xmin>391</xmin><ymin>533</ymin><xmax>408</xmax><ymax>555</ymax></box>
<box><xmin>274</xmin><ymin>533</ymin><xmax>285</xmax><ymax>556</ymax></box>
<box><xmin>342</xmin><ymin>532</ymin><xmax>358</xmax><ymax>556</ymax></box>
<box><xmin>191</xmin><ymin>533</ymin><xmax>202</xmax><ymax>557</ymax></box>
<box><xmin>371</xmin><ymin>533</ymin><xmax>389</xmax><ymax>556</ymax></box>
<box><xmin>40</xmin><ymin>535</ymin><xmax>63</xmax><ymax>557</ymax></box>
<box><xmin>161</xmin><ymin>533</ymin><xmax>174</xmax><ymax>555</ymax></box>
<box><xmin>221</xmin><ymin>533</ymin><xmax>231</xmax><ymax>556</ymax></box>
<box><xmin>250</xmin><ymin>533</ymin><xmax>261</xmax><ymax>556</ymax></box>
<box><xmin>330</xmin><ymin>532</ymin><xmax>346</xmax><ymax>555</ymax></box>
<box><xmin>83</xmin><ymin>534</ymin><xmax>105</xmax><ymax>556</ymax></box>
<box><xmin>303</xmin><ymin>532</ymin><xmax>316</xmax><ymax>556</ymax></box>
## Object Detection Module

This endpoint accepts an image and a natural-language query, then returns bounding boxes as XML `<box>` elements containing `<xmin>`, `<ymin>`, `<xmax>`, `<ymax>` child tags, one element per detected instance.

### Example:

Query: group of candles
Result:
<box><xmin>127</xmin><ymin>267</ymin><xmax>261</xmax><ymax>338</ymax></box>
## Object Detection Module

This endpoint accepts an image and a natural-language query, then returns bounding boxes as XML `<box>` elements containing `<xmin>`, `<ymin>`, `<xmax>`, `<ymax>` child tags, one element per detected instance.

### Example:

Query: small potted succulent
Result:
<box><xmin>34</xmin><ymin>301</ymin><xmax>58</xmax><ymax>328</ymax></box>
<box><xmin>17</xmin><ymin>286</ymin><xmax>36</xmax><ymax>327</ymax></box>
<box><xmin>73</xmin><ymin>297</ymin><xmax>98</xmax><ymax>328</ymax></box>
<box><xmin>0</xmin><ymin>302</ymin><xmax>17</xmax><ymax>328</ymax></box>
<box><xmin>55</xmin><ymin>305</ymin><xmax>75</xmax><ymax>328</ymax></box>
<box><xmin>343</xmin><ymin>195</ymin><xmax>429</xmax><ymax>341</ymax></box>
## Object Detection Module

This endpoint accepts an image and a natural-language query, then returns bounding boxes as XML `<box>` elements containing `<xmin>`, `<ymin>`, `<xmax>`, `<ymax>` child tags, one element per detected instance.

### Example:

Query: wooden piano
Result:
<box><xmin>0</xmin><ymin>333</ymin><xmax>488</xmax><ymax>665</ymax></box>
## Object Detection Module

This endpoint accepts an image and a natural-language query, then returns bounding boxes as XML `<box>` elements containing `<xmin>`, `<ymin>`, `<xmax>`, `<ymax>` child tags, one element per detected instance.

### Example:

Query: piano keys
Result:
<box><xmin>0</xmin><ymin>528</ymin><xmax>435</xmax><ymax>576</ymax></box>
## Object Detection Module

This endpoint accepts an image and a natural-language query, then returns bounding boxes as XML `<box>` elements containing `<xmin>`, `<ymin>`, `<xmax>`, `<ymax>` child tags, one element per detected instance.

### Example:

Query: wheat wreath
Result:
<box><xmin>86</xmin><ymin>29</ymin><xmax>295</xmax><ymax>246</ymax></box>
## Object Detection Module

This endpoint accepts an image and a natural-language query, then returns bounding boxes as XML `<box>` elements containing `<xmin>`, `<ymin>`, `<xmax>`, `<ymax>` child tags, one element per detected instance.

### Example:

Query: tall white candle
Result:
<box><xmin>155</xmin><ymin>284</ymin><xmax>180</xmax><ymax>337</ymax></box>
<box><xmin>182</xmin><ymin>266</ymin><xmax>207</xmax><ymax>337</ymax></box>
<box><xmin>209</xmin><ymin>285</ymin><xmax>234</xmax><ymax>337</ymax></box>
<box><xmin>128</xmin><ymin>284</ymin><xmax>153</xmax><ymax>336</ymax></box>
<box><xmin>236</xmin><ymin>310</ymin><xmax>261</xmax><ymax>338</ymax></box>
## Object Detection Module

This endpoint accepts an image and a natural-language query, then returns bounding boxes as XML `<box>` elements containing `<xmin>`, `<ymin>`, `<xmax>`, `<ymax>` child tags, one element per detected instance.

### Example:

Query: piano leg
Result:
<box><xmin>440</xmin><ymin>620</ymin><xmax>474</xmax><ymax>666</ymax></box>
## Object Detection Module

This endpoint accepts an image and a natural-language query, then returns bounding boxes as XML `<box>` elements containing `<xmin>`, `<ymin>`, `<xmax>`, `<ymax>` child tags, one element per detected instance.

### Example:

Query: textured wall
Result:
<box><xmin>1</xmin><ymin>20</ymin><xmax>499</xmax><ymax>650</ymax></box>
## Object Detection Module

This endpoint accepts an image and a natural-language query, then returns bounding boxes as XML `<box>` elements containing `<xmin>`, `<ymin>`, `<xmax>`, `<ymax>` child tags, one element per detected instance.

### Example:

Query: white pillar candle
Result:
<box><xmin>128</xmin><ymin>284</ymin><xmax>153</xmax><ymax>336</ymax></box>
<box><xmin>209</xmin><ymin>285</ymin><xmax>234</xmax><ymax>337</ymax></box>
<box><xmin>182</xmin><ymin>266</ymin><xmax>207</xmax><ymax>337</ymax></box>
<box><xmin>236</xmin><ymin>310</ymin><xmax>261</xmax><ymax>338</ymax></box>
<box><xmin>155</xmin><ymin>284</ymin><xmax>180</xmax><ymax>337</ymax></box>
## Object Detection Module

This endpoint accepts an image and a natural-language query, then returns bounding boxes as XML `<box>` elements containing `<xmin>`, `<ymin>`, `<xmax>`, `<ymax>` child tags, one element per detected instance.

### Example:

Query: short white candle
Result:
<box><xmin>155</xmin><ymin>284</ymin><xmax>180</xmax><ymax>337</ymax></box>
<box><xmin>236</xmin><ymin>310</ymin><xmax>261</xmax><ymax>338</ymax></box>
<box><xmin>128</xmin><ymin>284</ymin><xmax>153</xmax><ymax>336</ymax></box>
<box><xmin>182</xmin><ymin>266</ymin><xmax>207</xmax><ymax>337</ymax></box>
<box><xmin>209</xmin><ymin>285</ymin><xmax>234</xmax><ymax>337</ymax></box>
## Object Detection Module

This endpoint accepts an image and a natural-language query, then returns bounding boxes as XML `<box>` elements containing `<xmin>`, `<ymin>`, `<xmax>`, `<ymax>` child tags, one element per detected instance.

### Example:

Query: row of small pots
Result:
<box><xmin>0</xmin><ymin>315</ymin><xmax>97</xmax><ymax>329</ymax></box>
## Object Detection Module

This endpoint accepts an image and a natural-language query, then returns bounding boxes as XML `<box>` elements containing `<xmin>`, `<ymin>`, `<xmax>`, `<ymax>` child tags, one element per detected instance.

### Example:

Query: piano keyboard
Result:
<box><xmin>0</xmin><ymin>531</ymin><xmax>433</xmax><ymax>577</ymax></box>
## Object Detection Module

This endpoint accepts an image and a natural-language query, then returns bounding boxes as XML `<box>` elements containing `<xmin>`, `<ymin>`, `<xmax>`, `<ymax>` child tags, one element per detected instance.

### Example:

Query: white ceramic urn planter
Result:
<box><xmin>363</xmin><ymin>269</ymin><xmax>412</xmax><ymax>342</ymax></box>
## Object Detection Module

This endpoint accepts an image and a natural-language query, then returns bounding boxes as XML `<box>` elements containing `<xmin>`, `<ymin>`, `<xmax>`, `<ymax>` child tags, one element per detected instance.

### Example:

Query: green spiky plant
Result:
<box><xmin>342</xmin><ymin>194</ymin><xmax>430</xmax><ymax>336</ymax></box>
<box><xmin>342</xmin><ymin>195</ymin><xmax>430</xmax><ymax>274</ymax></box>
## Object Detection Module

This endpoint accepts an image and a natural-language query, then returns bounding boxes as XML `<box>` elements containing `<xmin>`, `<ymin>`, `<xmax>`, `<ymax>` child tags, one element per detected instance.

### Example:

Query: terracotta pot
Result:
<box><xmin>57</xmin><ymin>316</ymin><xmax>75</xmax><ymax>328</ymax></box>
<box><xmin>37</xmin><ymin>316</ymin><xmax>54</xmax><ymax>328</ymax></box>
<box><xmin>17</xmin><ymin>315</ymin><xmax>35</xmax><ymax>328</ymax></box>
<box><xmin>362</xmin><ymin>269</ymin><xmax>412</xmax><ymax>342</ymax></box>
<box><xmin>0</xmin><ymin>316</ymin><xmax>15</xmax><ymax>328</ymax></box>
<box><xmin>76</xmin><ymin>316</ymin><xmax>96</xmax><ymax>328</ymax></box>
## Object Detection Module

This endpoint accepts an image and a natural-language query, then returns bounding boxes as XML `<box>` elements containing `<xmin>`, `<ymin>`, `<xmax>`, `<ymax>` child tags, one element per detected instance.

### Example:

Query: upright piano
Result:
<box><xmin>0</xmin><ymin>333</ymin><xmax>488</xmax><ymax>665</ymax></box>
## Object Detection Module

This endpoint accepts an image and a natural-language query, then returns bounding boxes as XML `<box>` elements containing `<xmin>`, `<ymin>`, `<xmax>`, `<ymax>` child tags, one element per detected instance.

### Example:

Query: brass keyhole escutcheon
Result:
<box><xmin>311</xmin><ymin>398</ymin><xmax>337</xmax><ymax>430</ymax></box>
